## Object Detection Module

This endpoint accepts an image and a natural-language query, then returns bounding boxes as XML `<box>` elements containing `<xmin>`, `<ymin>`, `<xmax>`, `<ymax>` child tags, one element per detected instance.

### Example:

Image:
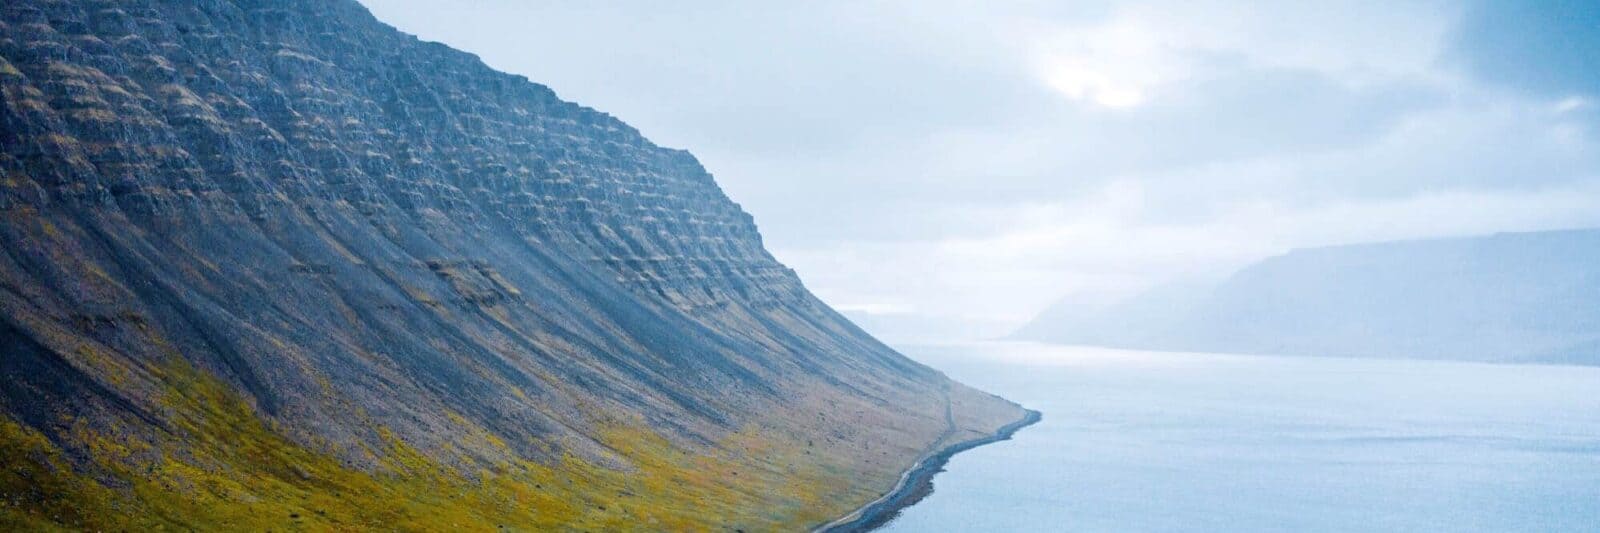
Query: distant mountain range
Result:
<box><xmin>1014</xmin><ymin>229</ymin><xmax>1600</xmax><ymax>365</ymax></box>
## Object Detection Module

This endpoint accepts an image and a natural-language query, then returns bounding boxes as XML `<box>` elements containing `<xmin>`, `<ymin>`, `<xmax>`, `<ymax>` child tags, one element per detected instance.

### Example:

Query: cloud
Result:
<box><xmin>779</xmin><ymin>179</ymin><xmax>1600</xmax><ymax>339</ymax></box>
<box><xmin>1026</xmin><ymin>14</ymin><xmax>1176</xmax><ymax>108</ymax></box>
<box><xmin>1446</xmin><ymin>0</ymin><xmax>1600</xmax><ymax>99</ymax></box>
<box><xmin>362</xmin><ymin>0</ymin><xmax>1600</xmax><ymax>342</ymax></box>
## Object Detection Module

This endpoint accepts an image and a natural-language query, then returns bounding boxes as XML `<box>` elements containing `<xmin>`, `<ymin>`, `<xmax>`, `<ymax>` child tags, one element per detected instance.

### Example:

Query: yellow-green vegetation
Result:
<box><xmin>0</xmin><ymin>359</ymin><xmax>861</xmax><ymax>531</ymax></box>
<box><xmin>0</xmin><ymin>419</ymin><xmax>126</xmax><ymax>532</ymax></box>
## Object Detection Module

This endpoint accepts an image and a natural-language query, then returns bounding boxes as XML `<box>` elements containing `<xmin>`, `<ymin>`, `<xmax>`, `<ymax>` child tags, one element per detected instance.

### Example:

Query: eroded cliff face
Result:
<box><xmin>0</xmin><ymin>0</ymin><xmax>1023</xmax><ymax>530</ymax></box>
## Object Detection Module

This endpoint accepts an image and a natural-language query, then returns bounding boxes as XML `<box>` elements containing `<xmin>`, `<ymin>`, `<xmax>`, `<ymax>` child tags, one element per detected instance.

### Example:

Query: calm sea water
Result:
<box><xmin>882</xmin><ymin>342</ymin><xmax>1600</xmax><ymax>532</ymax></box>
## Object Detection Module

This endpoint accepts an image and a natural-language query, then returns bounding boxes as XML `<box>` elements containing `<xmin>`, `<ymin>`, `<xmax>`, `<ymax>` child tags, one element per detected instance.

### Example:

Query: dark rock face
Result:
<box><xmin>0</xmin><ymin>0</ymin><xmax>1022</xmax><ymax>527</ymax></box>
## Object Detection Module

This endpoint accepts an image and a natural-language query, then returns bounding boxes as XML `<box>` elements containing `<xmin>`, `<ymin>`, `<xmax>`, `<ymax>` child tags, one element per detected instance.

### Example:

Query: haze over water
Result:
<box><xmin>885</xmin><ymin>343</ymin><xmax>1600</xmax><ymax>532</ymax></box>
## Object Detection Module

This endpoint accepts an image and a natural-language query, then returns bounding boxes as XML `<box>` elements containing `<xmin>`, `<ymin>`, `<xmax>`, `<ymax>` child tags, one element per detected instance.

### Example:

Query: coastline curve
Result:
<box><xmin>814</xmin><ymin>408</ymin><xmax>1043</xmax><ymax>532</ymax></box>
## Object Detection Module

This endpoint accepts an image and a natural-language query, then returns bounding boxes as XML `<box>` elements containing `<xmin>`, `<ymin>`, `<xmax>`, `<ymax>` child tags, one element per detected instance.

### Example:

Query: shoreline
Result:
<box><xmin>814</xmin><ymin>408</ymin><xmax>1043</xmax><ymax>532</ymax></box>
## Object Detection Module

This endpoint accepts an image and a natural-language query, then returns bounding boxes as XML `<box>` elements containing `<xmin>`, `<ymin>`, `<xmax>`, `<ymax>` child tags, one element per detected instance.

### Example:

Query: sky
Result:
<box><xmin>359</xmin><ymin>0</ymin><xmax>1600</xmax><ymax>342</ymax></box>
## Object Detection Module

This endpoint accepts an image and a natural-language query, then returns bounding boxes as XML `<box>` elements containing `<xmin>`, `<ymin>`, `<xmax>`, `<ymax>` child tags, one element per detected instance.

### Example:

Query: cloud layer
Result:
<box><xmin>363</xmin><ymin>0</ymin><xmax>1600</xmax><ymax>341</ymax></box>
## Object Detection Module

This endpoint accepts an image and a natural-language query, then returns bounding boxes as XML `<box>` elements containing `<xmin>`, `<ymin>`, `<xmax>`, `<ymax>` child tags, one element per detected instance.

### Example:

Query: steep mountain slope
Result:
<box><xmin>0</xmin><ymin>0</ymin><xmax>1026</xmax><ymax>529</ymax></box>
<box><xmin>1014</xmin><ymin>229</ymin><xmax>1600</xmax><ymax>365</ymax></box>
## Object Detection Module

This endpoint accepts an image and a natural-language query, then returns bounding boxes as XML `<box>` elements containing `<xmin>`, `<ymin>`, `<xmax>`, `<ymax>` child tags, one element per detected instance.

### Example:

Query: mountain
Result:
<box><xmin>1014</xmin><ymin>229</ymin><xmax>1600</xmax><ymax>365</ymax></box>
<box><xmin>0</xmin><ymin>1</ymin><xmax>1026</xmax><ymax>530</ymax></box>
<box><xmin>1009</xmin><ymin>280</ymin><xmax>1214</xmax><ymax>348</ymax></box>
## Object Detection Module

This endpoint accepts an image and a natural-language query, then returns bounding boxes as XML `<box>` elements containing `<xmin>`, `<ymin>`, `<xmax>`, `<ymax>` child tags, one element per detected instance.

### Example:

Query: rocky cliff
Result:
<box><xmin>0</xmin><ymin>1</ymin><xmax>1025</xmax><ymax>529</ymax></box>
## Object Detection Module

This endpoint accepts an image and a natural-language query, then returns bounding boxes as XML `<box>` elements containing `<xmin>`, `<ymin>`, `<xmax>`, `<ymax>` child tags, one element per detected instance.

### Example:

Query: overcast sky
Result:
<box><xmin>360</xmin><ymin>0</ymin><xmax>1600</xmax><ymax>342</ymax></box>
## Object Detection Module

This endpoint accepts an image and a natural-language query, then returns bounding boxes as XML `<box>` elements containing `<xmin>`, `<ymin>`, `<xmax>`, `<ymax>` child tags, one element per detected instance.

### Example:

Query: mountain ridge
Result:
<box><xmin>1014</xmin><ymin>228</ymin><xmax>1600</xmax><ymax>365</ymax></box>
<box><xmin>0</xmin><ymin>0</ymin><xmax>1024</xmax><ymax>529</ymax></box>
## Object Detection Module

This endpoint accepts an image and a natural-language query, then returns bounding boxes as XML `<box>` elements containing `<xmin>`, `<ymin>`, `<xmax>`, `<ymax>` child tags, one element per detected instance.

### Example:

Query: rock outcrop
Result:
<box><xmin>0</xmin><ymin>1</ymin><xmax>1025</xmax><ymax>529</ymax></box>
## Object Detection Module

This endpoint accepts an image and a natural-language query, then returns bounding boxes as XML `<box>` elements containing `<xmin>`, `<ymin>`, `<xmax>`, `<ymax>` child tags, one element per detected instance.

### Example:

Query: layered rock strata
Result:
<box><xmin>0</xmin><ymin>0</ymin><xmax>1025</xmax><ymax>529</ymax></box>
